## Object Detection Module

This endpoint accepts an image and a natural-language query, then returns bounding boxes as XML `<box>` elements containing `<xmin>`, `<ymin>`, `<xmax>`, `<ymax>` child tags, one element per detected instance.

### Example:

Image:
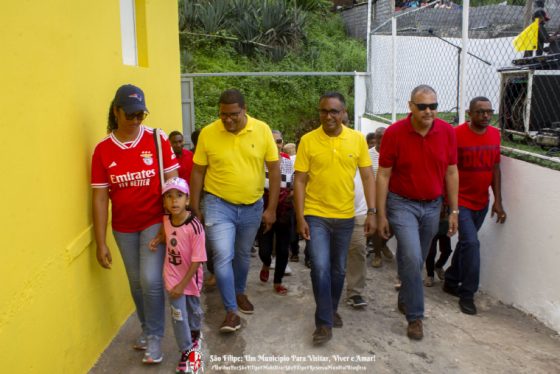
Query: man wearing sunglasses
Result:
<box><xmin>190</xmin><ymin>89</ymin><xmax>280</xmax><ymax>334</ymax></box>
<box><xmin>443</xmin><ymin>97</ymin><xmax>506</xmax><ymax>316</ymax></box>
<box><xmin>376</xmin><ymin>85</ymin><xmax>459</xmax><ymax>340</ymax></box>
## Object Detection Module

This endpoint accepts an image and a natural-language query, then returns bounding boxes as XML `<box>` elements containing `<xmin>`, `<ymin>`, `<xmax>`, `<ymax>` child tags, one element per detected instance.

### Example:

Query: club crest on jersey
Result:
<box><xmin>141</xmin><ymin>151</ymin><xmax>154</xmax><ymax>165</ymax></box>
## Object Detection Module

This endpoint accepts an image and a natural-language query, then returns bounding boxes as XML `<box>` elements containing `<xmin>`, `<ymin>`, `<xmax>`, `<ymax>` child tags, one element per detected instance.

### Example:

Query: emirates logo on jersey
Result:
<box><xmin>141</xmin><ymin>151</ymin><xmax>154</xmax><ymax>166</ymax></box>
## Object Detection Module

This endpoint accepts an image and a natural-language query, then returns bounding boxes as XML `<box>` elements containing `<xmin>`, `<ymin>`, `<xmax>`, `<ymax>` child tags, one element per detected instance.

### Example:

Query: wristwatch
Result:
<box><xmin>449</xmin><ymin>209</ymin><xmax>459</xmax><ymax>215</ymax></box>
<box><xmin>367</xmin><ymin>208</ymin><xmax>377</xmax><ymax>215</ymax></box>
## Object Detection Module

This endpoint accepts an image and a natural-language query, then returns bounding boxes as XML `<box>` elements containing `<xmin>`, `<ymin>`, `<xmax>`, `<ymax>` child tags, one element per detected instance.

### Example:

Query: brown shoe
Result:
<box><xmin>312</xmin><ymin>326</ymin><xmax>332</xmax><ymax>345</ymax></box>
<box><xmin>371</xmin><ymin>253</ymin><xmax>382</xmax><ymax>268</ymax></box>
<box><xmin>219</xmin><ymin>311</ymin><xmax>241</xmax><ymax>333</ymax></box>
<box><xmin>398</xmin><ymin>301</ymin><xmax>406</xmax><ymax>315</ymax></box>
<box><xmin>333</xmin><ymin>312</ymin><xmax>343</xmax><ymax>328</ymax></box>
<box><xmin>381</xmin><ymin>245</ymin><xmax>394</xmax><ymax>260</ymax></box>
<box><xmin>236</xmin><ymin>294</ymin><xmax>254</xmax><ymax>314</ymax></box>
<box><xmin>407</xmin><ymin>320</ymin><xmax>423</xmax><ymax>340</ymax></box>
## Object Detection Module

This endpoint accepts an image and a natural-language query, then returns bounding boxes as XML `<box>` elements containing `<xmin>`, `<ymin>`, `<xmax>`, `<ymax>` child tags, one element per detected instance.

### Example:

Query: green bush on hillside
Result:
<box><xmin>179</xmin><ymin>0</ymin><xmax>365</xmax><ymax>142</ymax></box>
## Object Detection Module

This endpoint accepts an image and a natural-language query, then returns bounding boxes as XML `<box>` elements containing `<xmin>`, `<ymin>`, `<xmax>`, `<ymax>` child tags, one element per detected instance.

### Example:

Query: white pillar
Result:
<box><xmin>459</xmin><ymin>0</ymin><xmax>470</xmax><ymax>124</ymax></box>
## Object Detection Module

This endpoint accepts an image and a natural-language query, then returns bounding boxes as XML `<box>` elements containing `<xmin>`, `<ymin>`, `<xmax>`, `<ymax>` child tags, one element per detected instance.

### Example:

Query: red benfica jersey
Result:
<box><xmin>456</xmin><ymin>123</ymin><xmax>501</xmax><ymax>210</ymax></box>
<box><xmin>91</xmin><ymin>126</ymin><xmax>179</xmax><ymax>232</ymax></box>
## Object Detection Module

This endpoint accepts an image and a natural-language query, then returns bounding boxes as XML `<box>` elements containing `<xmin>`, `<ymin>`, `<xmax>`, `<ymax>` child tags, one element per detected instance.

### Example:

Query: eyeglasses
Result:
<box><xmin>412</xmin><ymin>102</ymin><xmax>438</xmax><ymax>111</ymax></box>
<box><xmin>219</xmin><ymin>111</ymin><xmax>242</xmax><ymax>119</ymax></box>
<box><xmin>473</xmin><ymin>109</ymin><xmax>494</xmax><ymax>115</ymax></box>
<box><xmin>124</xmin><ymin>111</ymin><xmax>148</xmax><ymax>121</ymax></box>
<box><xmin>275</xmin><ymin>138</ymin><xmax>283</xmax><ymax>144</ymax></box>
<box><xmin>318</xmin><ymin>109</ymin><xmax>342</xmax><ymax>116</ymax></box>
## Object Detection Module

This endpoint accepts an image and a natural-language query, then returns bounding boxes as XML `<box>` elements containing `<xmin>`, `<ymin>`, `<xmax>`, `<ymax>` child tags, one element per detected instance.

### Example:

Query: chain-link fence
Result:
<box><xmin>366</xmin><ymin>1</ymin><xmax>560</xmax><ymax>154</ymax></box>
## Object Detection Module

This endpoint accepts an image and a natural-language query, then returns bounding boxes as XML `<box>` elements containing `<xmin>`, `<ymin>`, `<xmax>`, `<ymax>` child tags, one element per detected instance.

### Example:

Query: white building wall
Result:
<box><xmin>479</xmin><ymin>156</ymin><xmax>560</xmax><ymax>332</ymax></box>
<box><xmin>369</xmin><ymin>35</ymin><xmax>518</xmax><ymax>114</ymax></box>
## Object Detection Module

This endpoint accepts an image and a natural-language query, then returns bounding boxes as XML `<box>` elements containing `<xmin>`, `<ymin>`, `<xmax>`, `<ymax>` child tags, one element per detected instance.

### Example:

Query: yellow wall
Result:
<box><xmin>0</xmin><ymin>1</ymin><xmax>181</xmax><ymax>372</ymax></box>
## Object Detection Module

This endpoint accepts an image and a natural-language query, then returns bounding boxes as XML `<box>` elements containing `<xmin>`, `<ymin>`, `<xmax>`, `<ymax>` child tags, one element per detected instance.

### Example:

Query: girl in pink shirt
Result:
<box><xmin>150</xmin><ymin>177</ymin><xmax>206</xmax><ymax>373</ymax></box>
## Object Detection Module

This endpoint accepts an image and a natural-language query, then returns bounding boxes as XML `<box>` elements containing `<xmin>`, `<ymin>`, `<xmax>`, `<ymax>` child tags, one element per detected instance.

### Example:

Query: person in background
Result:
<box><xmin>169</xmin><ymin>131</ymin><xmax>194</xmax><ymax>183</ymax></box>
<box><xmin>366</xmin><ymin>132</ymin><xmax>376</xmax><ymax>149</ymax></box>
<box><xmin>443</xmin><ymin>96</ymin><xmax>507</xmax><ymax>315</ymax></box>
<box><xmin>424</xmin><ymin>204</ymin><xmax>451</xmax><ymax>287</ymax></box>
<box><xmin>369</xmin><ymin>127</ymin><xmax>394</xmax><ymax>268</ymax></box>
<box><xmin>91</xmin><ymin>84</ymin><xmax>179</xmax><ymax>364</ymax></box>
<box><xmin>258</xmin><ymin>130</ymin><xmax>294</xmax><ymax>295</ymax></box>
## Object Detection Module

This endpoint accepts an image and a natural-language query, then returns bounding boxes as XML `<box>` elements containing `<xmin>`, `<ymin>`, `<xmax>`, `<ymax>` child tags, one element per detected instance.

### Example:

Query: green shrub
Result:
<box><xmin>180</xmin><ymin>0</ymin><xmax>365</xmax><ymax>142</ymax></box>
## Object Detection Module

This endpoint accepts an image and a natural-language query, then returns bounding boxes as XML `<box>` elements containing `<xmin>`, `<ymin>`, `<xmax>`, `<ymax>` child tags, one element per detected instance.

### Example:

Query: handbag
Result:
<box><xmin>152</xmin><ymin>128</ymin><xmax>165</xmax><ymax>190</ymax></box>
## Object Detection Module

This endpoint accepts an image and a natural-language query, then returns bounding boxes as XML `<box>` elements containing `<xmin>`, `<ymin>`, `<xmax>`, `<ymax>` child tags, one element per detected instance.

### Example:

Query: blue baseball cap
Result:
<box><xmin>114</xmin><ymin>84</ymin><xmax>149</xmax><ymax>114</ymax></box>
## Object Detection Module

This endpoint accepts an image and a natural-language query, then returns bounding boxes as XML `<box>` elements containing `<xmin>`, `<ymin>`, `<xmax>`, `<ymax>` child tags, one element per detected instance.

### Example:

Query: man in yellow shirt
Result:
<box><xmin>294</xmin><ymin>92</ymin><xmax>376</xmax><ymax>345</ymax></box>
<box><xmin>190</xmin><ymin>89</ymin><xmax>280</xmax><ymax>333</ymax></box>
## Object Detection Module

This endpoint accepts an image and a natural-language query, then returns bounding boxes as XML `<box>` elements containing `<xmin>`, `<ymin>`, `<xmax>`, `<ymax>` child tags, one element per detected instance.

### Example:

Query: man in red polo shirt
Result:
<box><xmin>443</xmin><ymin>96</ymin><xmax>507</xmax><ymax>315</ymax></box>
<box><xmin>376</xmin><ymin>85</ymin><xmax>459</xmax><ymax>340</ymax></box>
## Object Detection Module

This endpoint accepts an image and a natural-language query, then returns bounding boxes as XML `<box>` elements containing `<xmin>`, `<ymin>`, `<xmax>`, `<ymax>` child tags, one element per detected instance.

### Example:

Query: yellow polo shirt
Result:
<box><xmin>193</xmin><ymin>114</ymin><xmax>278</xmax><ymax>205</ymax></box>
<box><xmin>295</xmin><ymin>125</ymin><xmax>371</xmax><ymax>218</ymax></box>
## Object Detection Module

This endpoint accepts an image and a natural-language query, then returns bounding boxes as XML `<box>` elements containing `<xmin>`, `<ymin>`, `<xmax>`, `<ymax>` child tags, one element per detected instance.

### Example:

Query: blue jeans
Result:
<box><xmin>203</xmin><ymin>193</ymin><xmax>263</xmax><ymax>312</ymax></box>
<box><xmin>387</xmin><ymin>192</ymin><xmax>441</xmax><ymax>321</ymax></box>
<box><xmin>306</xmin><ymin>215</ymin><xmax>355</xmax><ymax>328</ymax></box>
<box><xmin>445</xmin><ymin>205</ymin><xmax>489</xmax><ymax>300</ymax></box>
<box><xmin>113</xmin><ymin>223</ymin><xmax>166</xmax><ymax>337</ymax></box>
<box><xmin>169</xmin><ymin>295</ymin><xmax>203</xmax><ymax>351</ymax></box>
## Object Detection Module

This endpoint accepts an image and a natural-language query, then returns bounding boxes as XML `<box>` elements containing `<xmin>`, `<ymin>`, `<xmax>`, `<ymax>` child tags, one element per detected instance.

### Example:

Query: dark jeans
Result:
<box><xmin>426</xmin><ymin>234</ymin><xmax>452</xmax><ymax>277</ymax></box>
<box><xmin>258</xmin><ymin>221</ymin><xmax>291</xmax><ymax>284</ymax></box>
<box><xmin>306</xmin><ymin>215</ymin><xmax>354</xmax><ymax>328</ymax></box>
<box><xmin>289</xmin><ymin>211</ymin><xmax>299</xmax><ymax>256</ymax></box>
<box><xmin>445</xmin><ymin>205</ymin><xmax>489</xmax><ymax>300</ymax></box>
<box><xmin>387</xmin><ymin>192</ymin><xmax>441</xmax><ymax>321</ymax></box>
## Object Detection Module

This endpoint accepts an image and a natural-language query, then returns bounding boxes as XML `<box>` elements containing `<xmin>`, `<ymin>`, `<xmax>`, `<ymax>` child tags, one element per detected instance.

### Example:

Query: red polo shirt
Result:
<box><xmin>176</xmin><ymin>148</ymin><xmax>194</xmax><ymax>183</ymax></box>
<box><xmin>379</xmin><ymin>114</ymin><xmax>457</xmax><ymax>200</ymax></box>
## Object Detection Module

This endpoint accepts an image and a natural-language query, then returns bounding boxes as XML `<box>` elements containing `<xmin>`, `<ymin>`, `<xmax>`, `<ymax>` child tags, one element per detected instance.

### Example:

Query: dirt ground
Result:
<box><xmin>90</xmin><ymin>243</ymin><xmax>560</xmax><ymax>374</ymax></box>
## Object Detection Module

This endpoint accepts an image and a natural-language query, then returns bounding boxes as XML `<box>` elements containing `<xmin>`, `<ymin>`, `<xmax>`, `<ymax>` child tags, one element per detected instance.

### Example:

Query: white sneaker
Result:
<box><xmin>284</xmin><ymin>264</ymin><xmax>292</xmax><ymax>275</ymax></box>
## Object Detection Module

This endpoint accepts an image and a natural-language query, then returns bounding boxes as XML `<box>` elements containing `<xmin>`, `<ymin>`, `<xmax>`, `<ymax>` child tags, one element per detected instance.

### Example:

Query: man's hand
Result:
<box><xmin>297</xmin><ymin>217</ymin><xmax>310</xmax><ymax>240</ymax></box>
<box><xmin>491</xmin><ymin>202</ymin><xmax>507</xmax><ymax>224</ymax></box>
<box><xmin>96</xmin><ymin>244</ymin><xmax>112</xmax><ymax>269</ymax></box>
<box><xmin>447</xmin><ymin>213</ymin><xmax>458</xmax><ymax>237</ymax></box>
<box><xmin>261</xmin><ymin>208</ymin><xmax>276</xmax><ymax>233</ymax></box>
<box><xmin>364</xmin><ymin>215</ymin><xmax>377</xmax><ymax>237</ymax></box>
<box><xmin>192</xmin><ymin>208</ymin><xmax>204</xmax><ymax>224</ymax></box>
<box><xmin>377</xmin><ymin>215</ymin><xmax>391</xmax><ymax>240</ymax></box>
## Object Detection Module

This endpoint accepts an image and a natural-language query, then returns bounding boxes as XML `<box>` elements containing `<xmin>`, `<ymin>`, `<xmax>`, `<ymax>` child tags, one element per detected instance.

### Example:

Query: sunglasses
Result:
<box><xmin>412</xmin><ymin>102</ymin><xmax>438</xmax><ymax>111</ymax></box>
<box><xmin>275</xmin><ymin>138</ymin><xmax>283</xmax><ymax>144</ymax></box>
<box><xmin>125</xmin><ymin>111</ymin><xmax>148</xmax><ymax>121</ymax></box>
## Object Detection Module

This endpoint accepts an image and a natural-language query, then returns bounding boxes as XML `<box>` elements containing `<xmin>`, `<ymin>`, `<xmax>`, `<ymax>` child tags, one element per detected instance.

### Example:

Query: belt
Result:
<box><xmin>206</xmin><ymin>192</ymin><xmax>260</xmax><ymax>206</ymax></box>
<box><xmin>399</xmin><ymin>194</ymin><xmax>441</xmax><ymax>203</ymax></box>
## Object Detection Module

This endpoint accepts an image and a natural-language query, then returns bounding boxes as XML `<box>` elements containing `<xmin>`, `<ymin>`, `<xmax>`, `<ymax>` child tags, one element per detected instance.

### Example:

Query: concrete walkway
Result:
<box><xmin>90</xmin><ymin>245</ymin><xmax>560</xmax><ymax>374</ymax></box>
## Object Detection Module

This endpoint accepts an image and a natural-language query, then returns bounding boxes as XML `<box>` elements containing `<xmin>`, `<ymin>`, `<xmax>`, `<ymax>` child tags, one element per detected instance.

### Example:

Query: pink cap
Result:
<box><xmin>162</xmin><ymin>177</ymin><xmax>189</xmax><ymax>195</ymax></box>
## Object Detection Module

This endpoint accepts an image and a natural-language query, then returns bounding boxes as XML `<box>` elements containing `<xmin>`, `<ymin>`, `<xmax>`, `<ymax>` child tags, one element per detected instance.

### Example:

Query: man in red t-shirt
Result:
<box><xmin>169</xmin><ymin>131</ymin><xmax>194</xmax><ymax>183</ymax></box>
<box><xmin>377</xmin><ymin>85</ymin><xmax>459</xmax><ymax>340</ymax></box>
<box><xmin>443</xmin><ymin>97</ymin><xmax>507</xmax><ymax>315</ymax></box>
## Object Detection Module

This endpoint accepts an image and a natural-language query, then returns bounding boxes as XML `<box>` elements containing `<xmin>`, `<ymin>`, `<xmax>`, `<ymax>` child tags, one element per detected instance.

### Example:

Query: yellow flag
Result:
<box><xmin>513</xmin><ymin>19</ymin><xmax>539</xmax><ymax>52</ymax></box>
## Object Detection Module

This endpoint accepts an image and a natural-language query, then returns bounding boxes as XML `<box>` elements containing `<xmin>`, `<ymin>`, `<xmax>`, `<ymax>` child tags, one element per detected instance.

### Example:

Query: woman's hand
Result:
<box><xmin>96</xmin><ymin>244</ymin><xmax>112</xmax><ymax>269</ymax></box>
<box><xmin>149</xmin><ymin>234</ymin><xmax>163</xmax><ymax>252</ymax></box>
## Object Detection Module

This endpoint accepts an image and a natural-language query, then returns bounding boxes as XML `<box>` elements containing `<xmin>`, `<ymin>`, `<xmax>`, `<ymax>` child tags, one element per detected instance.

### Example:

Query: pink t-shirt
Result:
<box><xmin>163</xmin><ymin>214</ymin><xmax>206</xmax><ymax>296</ymax></box>
<box><xmin>91</xmin><ymin>126</ymin><xmax>179</xmax><ymax>232</ymax></box>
